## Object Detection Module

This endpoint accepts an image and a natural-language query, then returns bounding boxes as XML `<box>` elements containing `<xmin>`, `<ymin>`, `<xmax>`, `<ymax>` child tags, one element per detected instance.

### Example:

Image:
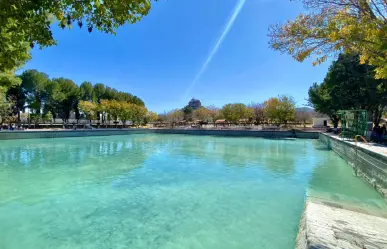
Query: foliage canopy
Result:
<box><xmin>264</xmin><ymin>96</ymin><xmax>295</xmax><ymax>125</ymax></box>
<box><xmin>221</xmin><ymin>103</ymin><xmax>253</xmax><ymax>124</ymax></box>
<box><xmin>269</xmin><ymin>0</ymin><xmax>387</xmax><ymax>78</ymax></box>
<box><xmin>308</xmin><ymin>54</ymin><xmax>387</xmax><ymax>126</ymax></box>
<box><xmin>0</xmin><ymin>0</ymin><xmax>157</xmax><ymax>82</ymax></box>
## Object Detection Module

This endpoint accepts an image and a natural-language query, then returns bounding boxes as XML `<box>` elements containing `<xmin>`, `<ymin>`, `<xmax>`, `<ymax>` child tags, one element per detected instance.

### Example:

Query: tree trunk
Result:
<box><xmin>333</xmin><ymin>119</ymin><xmax>339</xmax><ymax>128</ymax></box>
<box><xmin>372</xmin><ymin>109</ymin><xmax>383</xmax><ymax>126</ymax></box>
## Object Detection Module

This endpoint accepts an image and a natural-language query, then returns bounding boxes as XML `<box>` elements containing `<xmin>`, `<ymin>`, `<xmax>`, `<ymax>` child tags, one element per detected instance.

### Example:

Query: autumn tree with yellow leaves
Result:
<box><xmin>269</xmin><ymin>0</ymin><xmax>387</xmax><ymax>78</ymax></box>
<box><xmin>264</xmin><ymin>96</ymin><xmax>296</xmax><ymax>126</ymax></box>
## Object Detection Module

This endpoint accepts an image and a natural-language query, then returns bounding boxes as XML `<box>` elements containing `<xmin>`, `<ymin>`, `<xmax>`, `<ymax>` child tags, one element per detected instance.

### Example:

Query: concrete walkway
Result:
<box><xmin>329</xmin><ymin>134</ymin><xmax>387</xmax><ymax>158</ymax></box>
<box><xmin>297</xmin><ymin>200</ymin><xmax>387</xmax><ymax>249</ymax></box>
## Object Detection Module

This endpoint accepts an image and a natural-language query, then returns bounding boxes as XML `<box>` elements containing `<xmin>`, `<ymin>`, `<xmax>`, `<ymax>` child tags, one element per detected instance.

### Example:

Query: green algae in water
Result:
<box><xmin>0</xmin><ymin>134</ymin><xmax>385</xmax><ymax>249</ymax></box>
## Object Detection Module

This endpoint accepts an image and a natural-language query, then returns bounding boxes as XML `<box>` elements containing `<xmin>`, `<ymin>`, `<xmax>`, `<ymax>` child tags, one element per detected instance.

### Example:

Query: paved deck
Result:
<box><xmin>329</xmin><ymin>134</ymin><xmax>387</xmax><ymax>157</ymax></box>
<box><xmin>297</xmin><ymin>200</ymin><xmax>387</xmax><ymax>249</ymax></box>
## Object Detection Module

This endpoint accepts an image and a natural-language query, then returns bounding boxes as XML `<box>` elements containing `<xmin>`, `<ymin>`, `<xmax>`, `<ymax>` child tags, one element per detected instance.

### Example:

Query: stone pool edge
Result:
<box><xmin>296</xmin><ymin>199</ymin><xmax>387</xmax><ymax>249</ymax></box>
<box><xmin>319</xmin><ymin>133</ymin><xmax>387</xmax><ymax>198</ymax></box>
<box><xmin>296</xmin><ymin>133</ymin><xmax>387</xmax><ymax>249</ymax></box>
<box><xmin>0</xmin><ymin>129</ymin><xmax>319</xmax><ymax>140</ymax></box>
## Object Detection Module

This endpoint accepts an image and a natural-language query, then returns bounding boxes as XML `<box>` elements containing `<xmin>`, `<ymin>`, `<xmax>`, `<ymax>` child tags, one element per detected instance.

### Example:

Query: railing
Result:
<box><xmin>354</xmin><ymin>135</ymin><xmax>370</xmax><ymax>146</ymax></box>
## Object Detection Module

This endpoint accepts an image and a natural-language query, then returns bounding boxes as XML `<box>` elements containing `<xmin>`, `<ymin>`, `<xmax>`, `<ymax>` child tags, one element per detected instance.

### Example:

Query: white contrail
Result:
<box><xmin>183</xmin><ymin>0</ymin><xmax>247</xmax><ymax>99</ymax></box>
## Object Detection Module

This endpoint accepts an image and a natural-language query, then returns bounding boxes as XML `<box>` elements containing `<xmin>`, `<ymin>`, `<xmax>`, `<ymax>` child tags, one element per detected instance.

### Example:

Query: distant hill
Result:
<box><xmin>296</xmin><ymin>107</ymin><xmax>315</xmax><ymax>113</ymax></box>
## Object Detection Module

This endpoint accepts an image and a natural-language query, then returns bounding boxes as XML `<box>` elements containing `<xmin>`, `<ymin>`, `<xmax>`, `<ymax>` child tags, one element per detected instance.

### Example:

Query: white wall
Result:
<box><xmin>313</xmin><ymin>118</ymin><xmax>328</xmax><ymax>127</ymax></box>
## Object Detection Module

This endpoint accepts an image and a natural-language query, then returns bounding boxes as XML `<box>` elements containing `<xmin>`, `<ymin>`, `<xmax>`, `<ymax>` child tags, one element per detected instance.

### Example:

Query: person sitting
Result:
<box><xmin>372</xmin><ymin>124</ymin><xmax>383</xmax><ymax>142</ymax></box>
<box><xmin>382</xmin><ymin>124</ymin><xmax>387</xmax><ymax>135</ymax></box>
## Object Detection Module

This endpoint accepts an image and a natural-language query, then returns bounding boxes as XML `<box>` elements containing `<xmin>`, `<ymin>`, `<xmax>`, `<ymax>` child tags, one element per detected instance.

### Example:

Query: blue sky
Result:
<box><xmin>23</xmin><ymin>0</ymin><xmax>330</xmax><ymax>113</ymax></box>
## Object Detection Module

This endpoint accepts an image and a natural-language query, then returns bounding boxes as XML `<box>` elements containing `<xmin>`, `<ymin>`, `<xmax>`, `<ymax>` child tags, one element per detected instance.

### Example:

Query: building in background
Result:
<box><xmin>188</xmin><ymin>98</ymin><xmax>201</xmax><ymax>110</ymax></box>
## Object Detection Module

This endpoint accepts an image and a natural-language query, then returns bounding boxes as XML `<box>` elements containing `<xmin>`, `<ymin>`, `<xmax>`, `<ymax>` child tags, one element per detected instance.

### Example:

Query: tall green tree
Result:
<box><xmin>308</xmin><ymin>54</ymin><xmax>387</xmax><ymax>126</ymax></box>
<box><xmin>308</xmin><ymin>83</ymin><xmax>340</xmax><ymax>128</ymax></box>
<box><xmin>116</xmin><ymin>92</ymin><xmax>132</xmax><ymax>102</ymax></box>
<box><xmin>93</xmin><ymin>83</ymin><xmax>106</xmax><ymax>103</ymax></box>
<box><xmin>131</xmin><ymin>96</ymin><xmax>145</xmax><ymax>106</ymax></box>
<box><xmin>52</xmin><ymin>78</ymin><xmax>80</xmax><ymax>123</ymax></box>
<box><xmin>44</xmin><ymin>80</ymin><xmax>63</xmax><ymax>118</ymax></box>
<box><xmin>0</xmin><ymin>71</ymin><xmax>22</xmax><ymax>97</ymax></box>
<box><xmin>0</xmin><ymin>99</ymin><xmax>14</xmax><ymax>128</ymax></box>
<box><xmin>182</xmin><ymin>105</ymin><xmax>193</xmax><ymax>121</ymax></box>
<box><xmin>20</xmin><ymin>70</ymin><xmax>50</xmax><ymax>114</ymax></box>
<box><xmin>6</xmin><ymin>83</ymin><xmax>26</xmax><ymax>122</ymax></box>
<box><xmin>80</xmin><ymin>81</ymin><xmax>94</xmax><ymax>101</ymax></box>
<box><xmin>103</xmin><ymin>87</ymin><xmax>118</xmax><ymax>100</ymax></box>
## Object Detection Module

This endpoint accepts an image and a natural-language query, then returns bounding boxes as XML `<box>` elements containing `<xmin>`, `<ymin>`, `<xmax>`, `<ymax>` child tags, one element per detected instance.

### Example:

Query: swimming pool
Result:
<box><xmin>0</xmin><ymin>134</ymin><xmax>385</xmax><ymax>249</ymax></box>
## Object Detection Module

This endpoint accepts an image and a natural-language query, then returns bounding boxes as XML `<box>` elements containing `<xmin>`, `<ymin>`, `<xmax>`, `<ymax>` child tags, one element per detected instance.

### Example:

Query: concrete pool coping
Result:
<box><xmin>319</xmin><ymin>133</ymin><xmax>387</xmax><ymax>198</ymax></box>
<box><xmin>297</xmin><ymin>134</ymin><xmax>387</xmax><ymax>249</ymax></box>
<box><xmin>0</xmin><ymin>128</ymin><xmax>320</xmax><ymax>140</ymax></box>
<box><xmin>326</xmin><ymin>133</ymin><xmax>387</xmax><ymax>158</ymax></box>
<box><xmin>297</xmin><ymin>199</ymin><xmax>387</xmax><ymax>249</ymax></box>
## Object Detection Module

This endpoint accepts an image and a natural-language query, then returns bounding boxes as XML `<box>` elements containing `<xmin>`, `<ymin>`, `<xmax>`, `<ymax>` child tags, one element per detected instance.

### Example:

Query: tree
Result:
<box><xmin>221</xmin><ymin>103</ymin><xmax>252</xmax><ymax>124</ymax></box>
<box><xmin>103</xmin><ymin>87</ymin><xmax>118</xmax><ymax>100</ymax></box>
<box><xmin>182</xmin><ymin>105</ymin><xmax>193</xmax><ymax>121</ymax></box>
<box><xmin>80</xmin><ymin>82</ymin><xmax>94</xmax><ymax>101</ymax></box>
<box><xmin>116</xmin><ymin>91</ymin><xmax>133</xmax><ymax>102</ymax></box>
<box><xmin>308</xmin><ymin>54</ymin><xmax>387</xmax><ymax>126</ymax></box>
<box><xmin>0</xmin><ymin>68</ymin><xmax>148</xmax><ymax>127</ymax></box>
<box><xmin>52</xmin><ymin>78</ymin><xmax>80</xmax><ymax>123</ymax></box>
<box><xmin>167</xmin><ymin>109</ymin><xmax>184</xmax><ymax>126</ymax></box>
<box><xmin>0</xmin><ymin>99</ymin><xmax>13</xmax><ymax>128</ymax></box>
<box><xmin>43</xmin><ymin>79</ymin><xmax>64</xmax><ymax>119</ymax></box>
<box><xmin>325</xmin><ymin>54</ymin><xmax>387</xmax><ymax>126</ymax></box>
<box><xmin>308</xmin><ymin>83</ymin><xmax>340</xmax><ymax>128</ymax></box>
<box><xmin>193</xmin><ymin>107</ymin><xmax>211</xmax><ymax>122</ymax></box>
<box><xmin>7</xmin><ymin>83</ymin><xmax>26</xmax><ymax>122</ymax></box>
<box><xmin>0</xmin><ymin>0</ymin><xmax>157</xmax><ymax>74</ymax></box>
<box><xmin>295</xmin><ymin>110</ymin><xmax>312</xmax><ymax>128</ymax></box>
<box><xmin>42</xmin><ymin>111</ymin><xmax>53</xmax><ymax>124</ymax></box>
<box><xmin>269</xmin><ymin>0</ymin><xmax>387</xmax><ymax>78</ymax></box>
<box><xmin>119</xmin><ymin>102</ymin><xmax>135</xmax><ymax>127</ymax></box>
<box><xmin>101</xmin><ymin>99</ymin><xmax>121</xmax><ymax>124</ymax></box>
<box><xmin>131</xmin><ymin>96</ymin><xmax>145</xmax><ymax>106</ymax></box>
<box><xmin>264</xmin><ymin>96</ymin><xmax>295</xmax><ymax>126</ymax></box>
<box><xmin>98</xmin><ymin>100</ymin><xmax>147</xmax><ymax>127</ymax></box>
<box><xmin>248</xmin><ymin>103</ymin><xmax>265</xmax><ymax>124</ymax></box>
<box><xmin>145</xmin><ymin>111</ymin><xmax>158</xmax><ymax>124</ymax></box>
<box><xmin>132</xmin><ymin>105</ymin><xmax>147</xmax><ymax>126</ymax></box>
<box><xmin>0</xmin><ymin>71</ymin><xmax>22</xmax><ymax>97</ymax></box>
<box><xmin>264</xmin><ymin>98</ymin><xmax>281</xmax><ymax>125</ymax></box>
<box><xmin>93</xmin><ymin>83</ymin><xmax>106</xmax><ymax>103</ymax></box>
<box><xmin>78</xmin><ymin>101</ymin><xmax>97</xmax><ymax>123</ymax></box>
<box><xmin>20</xmin><ymin>70</ymin><xmax>50</xmax><ymax>114</ymax></box>
<box><xmin>207</xmin><ymin>105</ymin><xmax>222</xmax><ymax>122</ymax></box>
<box><xmin>278</xmin><ymin>95</ymin><xmax>296</xmax><ymax>126</ymax></box>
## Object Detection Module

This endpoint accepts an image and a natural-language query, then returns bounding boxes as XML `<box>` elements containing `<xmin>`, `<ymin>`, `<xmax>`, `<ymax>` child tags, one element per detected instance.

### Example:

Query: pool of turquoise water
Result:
<box><xmin>0</xmin><ymin>134</ymin><xmax>386</xmax><ymax>249</ymax></box>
